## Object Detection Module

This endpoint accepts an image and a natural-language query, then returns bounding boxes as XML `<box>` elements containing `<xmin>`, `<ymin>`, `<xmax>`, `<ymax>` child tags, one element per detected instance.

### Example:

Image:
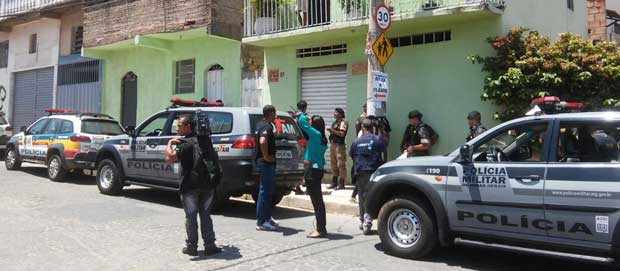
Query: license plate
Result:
<box><xmin>276</xmin><ymin>150</ymin><xmax>293</xmax><ymax>159</ymax></box>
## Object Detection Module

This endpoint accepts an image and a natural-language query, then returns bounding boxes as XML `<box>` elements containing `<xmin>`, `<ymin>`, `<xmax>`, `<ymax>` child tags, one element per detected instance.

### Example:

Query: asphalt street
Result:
<box><xmin>0</xmin><ymin>161</ymin><xmax>618</xmax><ymax>271</ymax></box>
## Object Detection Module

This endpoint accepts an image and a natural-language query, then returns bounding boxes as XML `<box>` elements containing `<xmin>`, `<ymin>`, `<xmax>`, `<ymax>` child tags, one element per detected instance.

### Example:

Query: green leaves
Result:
<box><xmin>471</xmin><ymin>28</ymin><xmax>620</xmax><ymax>121</ymax></box>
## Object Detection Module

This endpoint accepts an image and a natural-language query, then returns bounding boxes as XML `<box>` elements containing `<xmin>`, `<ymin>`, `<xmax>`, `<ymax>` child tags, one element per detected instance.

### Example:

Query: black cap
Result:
<box><xmin>467</xmin><ymin>111</ymin><xmax>481</xmax><ymax>121</ymax></box>
<box><xmin>408</xmin><ymin>110</ymin><xmax>423</xmax><ymax>120</ymax></box>
<box><xmin>335</xmin><ymin>107</ymin><xmax>345</xmax><ymax>118</ymax></box>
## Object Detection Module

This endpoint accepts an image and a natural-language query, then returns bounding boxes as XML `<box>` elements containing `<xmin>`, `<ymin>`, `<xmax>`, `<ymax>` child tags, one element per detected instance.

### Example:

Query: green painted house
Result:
<box><xmin>82</xmin><ymin>0</ymin><xmax>243</xmax><ymax>127</ymax></box>
<box><xmin>243</xmin><ymin>0</ymin><xmax>588</xmax><ymax>159</ymax></box>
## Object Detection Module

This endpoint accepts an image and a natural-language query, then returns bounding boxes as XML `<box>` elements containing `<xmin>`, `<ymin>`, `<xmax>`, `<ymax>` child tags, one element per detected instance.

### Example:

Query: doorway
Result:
<box><xmin>121</xmin><ymin>72</ymin><xmax>138</xmax><ymax>127</ymax></box>
<box><xmin>204</xmin><ymin>64</ymin><xmax>224</xmax><ymax>102</ymax></box>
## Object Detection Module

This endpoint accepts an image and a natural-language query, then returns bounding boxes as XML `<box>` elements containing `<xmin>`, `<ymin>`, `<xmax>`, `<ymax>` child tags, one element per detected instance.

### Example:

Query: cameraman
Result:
<box><xmin>165</xmin><ymin>115</ymin><xmax>221</xmax><ymax>257</ymax></box>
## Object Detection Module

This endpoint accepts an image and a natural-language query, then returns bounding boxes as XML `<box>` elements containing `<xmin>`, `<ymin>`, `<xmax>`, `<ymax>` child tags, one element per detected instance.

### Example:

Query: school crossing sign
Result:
<box><xmin>372</xmin><ymin>32</ymin><xmax>393</xmax><ymax>66</ymax></box>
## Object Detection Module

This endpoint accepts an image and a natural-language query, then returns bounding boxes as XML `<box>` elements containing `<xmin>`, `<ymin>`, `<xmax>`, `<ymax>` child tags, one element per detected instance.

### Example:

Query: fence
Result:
<box><xmin>0</xmin><ymin>0</ymin><xmax>72</xmax><ymax>19</ymax></box>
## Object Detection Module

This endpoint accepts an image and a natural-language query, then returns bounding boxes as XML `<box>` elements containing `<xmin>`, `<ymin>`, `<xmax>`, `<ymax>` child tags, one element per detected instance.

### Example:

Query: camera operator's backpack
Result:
<box><xmin>195</xmin><ymin>109</ymin><xmax>212</xmax><ymax>136</ymax></box>
<box><xmin>188</xmin><ymin>136</ymin><xmax>222</xmax><ymax>189</ymax></box>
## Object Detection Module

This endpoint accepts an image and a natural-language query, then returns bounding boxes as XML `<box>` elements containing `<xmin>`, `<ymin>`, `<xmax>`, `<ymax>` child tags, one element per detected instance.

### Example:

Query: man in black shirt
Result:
<box><xmin>466</xmin><ymin>111</ymin><xmax>487</xmax><ymax>142</ymax></box>
<box><xmin>165</xmin><ymin>115</ymin><xmax>221</xmax><ymax>257</ymax></box>
<box><xmin>255</xmin><ymin>105</ymin><xmax>278</xmax><ymax>231</ymax></box>
<box><xmin>400</xmin><ymin>110</ymin><xmax>432</xmax><ymax>157</ymax></box>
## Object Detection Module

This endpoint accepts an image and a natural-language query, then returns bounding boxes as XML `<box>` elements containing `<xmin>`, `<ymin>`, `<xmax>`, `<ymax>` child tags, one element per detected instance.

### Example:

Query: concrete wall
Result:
<box><xmin>0</xmin><ymin>32</ymin><xmax>8</xmax><ymax>118</ymax></box>
<box><xmin>88</xmin><ymin>35</ymin><xmax>242</xmax><ymax>122</ymax></box>
<box><xmin>503</xmin><ymin>0</ymin><xmax>588</xmax><ymax>39</ymax></box>
<box><xmin>59</xmin><ymin>9</ymin><xmax>83</xmax><ymax>56</ymax></box>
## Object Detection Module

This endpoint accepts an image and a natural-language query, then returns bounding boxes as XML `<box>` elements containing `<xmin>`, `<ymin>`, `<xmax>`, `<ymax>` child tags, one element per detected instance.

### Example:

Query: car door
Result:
<box><xmin>21</xmin><ymin>118</ymin><xmax>49</xmax><ymax>160</ymax></box>
<box><xmin>448</xmin><ymin>119</ymin><xmax>552</xmax><ymax>237</ymax></box>
<box><xmin>545</xmin><ymin>118</ymin><xmax>620</xmax><ymax>247</ymax></box>
<box><xmin>126</xmin><ymin>112</ymin><xmax>171</xmax><ymax>180</ymax></box>
<box><xmin>36</xmin><ymin>118</ymin><xmax>62</xmax><ymax>162</ymax></box>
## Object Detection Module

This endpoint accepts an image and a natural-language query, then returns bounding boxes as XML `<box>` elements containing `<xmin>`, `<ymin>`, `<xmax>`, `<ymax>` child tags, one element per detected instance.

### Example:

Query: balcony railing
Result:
<box><xmin>0</xmin><ymin>0</ymin><xmax>72</xmax><ymax>19</ymax></box>
<box><xmin>244</xmin><ymin>0</ymin><xmax>505</xmax><ymax>37</ymax></box>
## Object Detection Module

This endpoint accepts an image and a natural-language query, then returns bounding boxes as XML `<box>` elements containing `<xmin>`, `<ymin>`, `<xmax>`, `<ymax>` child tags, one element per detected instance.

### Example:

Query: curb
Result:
<box><xmin>235</xmin><ymin>192</ymin><xmax>360</xmax><ymax>217</ymax></box>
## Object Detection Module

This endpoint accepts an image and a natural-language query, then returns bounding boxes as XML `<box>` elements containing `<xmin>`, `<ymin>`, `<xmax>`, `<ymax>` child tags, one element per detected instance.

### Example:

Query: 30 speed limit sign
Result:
<box><xmin>374</xmin><ymin>4</ymin><xmax>391</xmax><ymax>32</ymax></box>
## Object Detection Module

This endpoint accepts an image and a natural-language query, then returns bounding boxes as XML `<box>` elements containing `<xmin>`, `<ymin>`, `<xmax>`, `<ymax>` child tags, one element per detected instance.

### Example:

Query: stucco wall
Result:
<box><xmin>91</xmin><ymin>35</ymin><xmax>242</xmax><ymax>122</ymax></box>
<box><xmin>502</xmin><ymin>0</ymin><xmax>588</xmax><ymax>39</ymax></box>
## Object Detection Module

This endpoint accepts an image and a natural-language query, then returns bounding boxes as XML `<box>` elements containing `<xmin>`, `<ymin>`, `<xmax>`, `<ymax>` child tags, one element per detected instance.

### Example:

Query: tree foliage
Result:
<box><xmin>470</xmin><ymin>28</ymin><xmax>620</xmax><ymax>121</ymax></box>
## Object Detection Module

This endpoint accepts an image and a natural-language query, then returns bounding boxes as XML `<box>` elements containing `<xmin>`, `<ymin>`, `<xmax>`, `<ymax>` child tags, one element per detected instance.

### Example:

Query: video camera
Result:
<box><xmin>194</xmin><ymin>109</ymin><xmax>212</xmax><ymax>137</ymax></box>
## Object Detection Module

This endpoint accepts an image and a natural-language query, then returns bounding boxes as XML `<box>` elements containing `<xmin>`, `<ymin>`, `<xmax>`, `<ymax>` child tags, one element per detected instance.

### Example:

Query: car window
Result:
<box><xmin>137</xmin><ymin>113</ymin><xmax>169</xmax><ymax>137</ymax></box>
<box><xmin>169</xmin><ymin>112</ymin><xmax>233</xmax><ymax>135</ymax></box>
<box><xmin>556</xmin><ymin>121</ymin><xmax>620</xmax><ymax>163</ymax></box>
<box><xmin>28</xmin><ymin>119</ymin><xmax>49</xmax><ymax>135</ymax></box>
<box><xmin>250</xmin><ymin>114</ymin><xmax>301</xmax><ymax>140</ymax></box>
<box><xmin>41</xmin><ymin>119</ymin><xmax>62</xmax><ymax>134</ymax></box>
<box><xmin>82</xmin><ymin>120</ymin><xmax>124</xmax><ymax>135</ymax></box>
<box><xmin>0</xmin><ymin>115</ymin><xmax>6</xmax><ymax>125</ymax></box>
<box><xmin>475</xmin><ymin>122</ymin><xmax>548</xmax><ymax>163</ymax></box>
<box><xmin>59</xmin><ymin>120</ymin><xmax>74</xmax><ymax>134</ymax></box>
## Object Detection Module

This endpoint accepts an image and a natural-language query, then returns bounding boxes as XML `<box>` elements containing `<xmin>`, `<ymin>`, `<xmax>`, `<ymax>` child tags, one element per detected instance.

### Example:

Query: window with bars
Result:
<box><xmin>175</xmin><ymin>59</ymin><xmax>195</xmax><ymax>94</ymax></box>
<box><xmin>422</xmin><ymin>0</ymin><xmax>441</xmax><ymax>10</ymax></box>
<box><xmin>567</xmin><ymin>0</ymin><xmax>574</xmax><ymax>11</ymax></box>
<box><xmin>71</xmin><ymin>26</ymin><xmax>84</xmax><ymax>54</ymax></box>
<box><xmin>58</xmin><ymin>60</ymin><xmax>100</xmax><ymax>85</ymax></box>
<box><xmin>29</xmin><ymin>34</ymin><xmax>37</xmax><ymax>54</ymax></box>
<box><xmin>296</xmin><ymin>44</ymin><xmax>347</xmax><ymax>58</ymax></box>
<box><xmin>389</xmin><ymin>31</ymin><xmax>451</xmax><ymax>48</ymax></box>
<box><xmin>0</xmin><ymin>41</ymin><xmax>8</xmax><ymax>68</ymax></box>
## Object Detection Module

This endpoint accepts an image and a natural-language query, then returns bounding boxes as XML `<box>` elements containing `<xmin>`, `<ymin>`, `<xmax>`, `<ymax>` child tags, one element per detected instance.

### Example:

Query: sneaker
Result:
<box><xmin>204</xmin><ymin>245</ymin><xmax>222</xmax><ymax>256</ymax></box>
<box><xmin>182</xmin><ymin>246</ymin><xmax>198</xmax><ymax>256</ymax></box>
<box><xmin>256</xmin><ymin>221</ymin><xmax>277</xmax><ymax>231</ymax></box>
<box><xmin>269</xmin><ymin>217</ymin><xmax>280</xmax><ymax>227</ymax></box>
<box><xmin>362</xmin><ymin>223</ymin><xmax>372</xmax><ymax>235</ymax></box>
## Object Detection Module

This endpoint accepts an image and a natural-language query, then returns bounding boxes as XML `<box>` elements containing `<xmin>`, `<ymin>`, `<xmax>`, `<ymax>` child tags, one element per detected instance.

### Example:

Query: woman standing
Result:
<box><xmin>298</xmin><ymin>114</ymin><xmax>328</xmax><ymax>238</ymax></box>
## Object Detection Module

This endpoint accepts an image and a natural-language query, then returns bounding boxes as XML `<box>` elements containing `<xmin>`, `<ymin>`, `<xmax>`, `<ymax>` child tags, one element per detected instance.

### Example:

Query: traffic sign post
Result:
<box><xmin>372</xmin><ymin>32</ymin><xmax>393</xmax><ymax>66</ymax></box>
<box><xmin>375</xmin><ymin>4</ymin><xmax>391</xmax><ymax>32</ymax></box>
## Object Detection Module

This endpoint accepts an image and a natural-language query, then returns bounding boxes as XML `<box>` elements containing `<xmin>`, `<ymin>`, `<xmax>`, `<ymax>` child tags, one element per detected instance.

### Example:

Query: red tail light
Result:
<box><xmin>70</xmin><ymin>135</ymin><xmax>91</xmax><ymax>143</ymax></box>
<box><xmin>297</xmin><ymin>138</ymin><xmax>307</xmax><ymax>149</ymax></box>
<box><xmin>232</xmin><ymin>135</ymin><xmax>255</xmax><ymax>149</ymax></box>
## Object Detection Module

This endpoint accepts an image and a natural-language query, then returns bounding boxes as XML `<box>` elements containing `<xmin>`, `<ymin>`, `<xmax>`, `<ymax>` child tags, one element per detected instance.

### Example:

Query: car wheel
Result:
<box><xmin>5</xmin><ymin>147</ymin><xmax>21</xmax><ymax>170</ymax></box>
<box><xmin>97</xmin><ymin>159</ymin><xmax>123</xmax><ymax>195</ymax></box>
<box><xmin>47</xmin><ymin>154</ymin><xmax>67</xmax><ymax>181</ymax></box>
<box><xmin>378</xmin><ymin>196</ymin><xmax>438</xmax><ymax>259</ymax></box>
<box><xmin>251</xmin><ymin>192</ymin><xmax>285</xmax><ymax>207</ymax></box>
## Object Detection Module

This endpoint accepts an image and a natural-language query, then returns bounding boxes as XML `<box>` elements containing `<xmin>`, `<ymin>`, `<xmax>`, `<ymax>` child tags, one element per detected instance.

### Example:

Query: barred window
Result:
<box><xmin>71</xmin><ymin>26</ymin><xmax>84</xmax><ymax>54</ymax></box>
<box><xmin>58</xmin><ymin>60</ymin><xmax>100</xmax><ymax>85</ymax></box>
<box><xmin>29</xmin><ymin>34</ymin><xmax>37</xmax><ymax>54</ymax></box>
<box><xmin>175</xmin><ymin>59</ymin><xmax>195</xmax><ymax>94</ymax></box>
<box><xmin>0</xmin><ymin>41</ymin><xmax>8</xmax><ymax>68</ymax></box>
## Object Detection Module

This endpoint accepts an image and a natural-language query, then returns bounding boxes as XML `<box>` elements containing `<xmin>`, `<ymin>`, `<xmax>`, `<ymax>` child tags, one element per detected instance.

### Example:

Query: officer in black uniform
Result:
<box><xmin>400</xmin><ymin>110</ymin><xmax>432</xmax><ymax>157</ymax></box>
<box><xmin>350</xmin><ymin>119</ymin><xmax>386</xmax><ymax>235</ymax></box>
<box><xmin>466</xmin><ymin>111</ymin><xmax>487</xmax><ymax>142</ymax></box>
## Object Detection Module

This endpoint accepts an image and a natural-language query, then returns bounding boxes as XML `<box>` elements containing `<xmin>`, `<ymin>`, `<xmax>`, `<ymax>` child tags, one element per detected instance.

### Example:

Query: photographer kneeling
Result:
<box><xmin>165</xmin><ymin>114</ymin><xmax>222</xmax><ymax>257</ymax></box>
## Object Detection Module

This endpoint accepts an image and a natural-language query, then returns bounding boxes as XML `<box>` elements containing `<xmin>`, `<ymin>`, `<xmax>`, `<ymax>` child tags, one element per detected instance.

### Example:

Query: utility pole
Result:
<box><xmin>366</xmin><ymin>0</ymin><xmax>385</xmax><ymax>117</ymax></box>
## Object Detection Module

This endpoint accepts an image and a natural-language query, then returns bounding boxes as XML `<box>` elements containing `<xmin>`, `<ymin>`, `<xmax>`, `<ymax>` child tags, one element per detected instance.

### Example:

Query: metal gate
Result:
<box><xmin>56</xmin><ymin>59</ymin><xmax>101</xmax><ymax>113</ymax></box>
<box><xmin>121</xmin><ymin>72</ymin><xmax>138</xmax><ymax>127</ymax></box>
<box><xmin>12</xmin><ymin>67</ymin><xmax>54</xmax><ymax>130</ymax></box>
<box><xmin>301</xmin><ymin>65</ymin><xmax>347</xmax><ymax>172</ymax></box>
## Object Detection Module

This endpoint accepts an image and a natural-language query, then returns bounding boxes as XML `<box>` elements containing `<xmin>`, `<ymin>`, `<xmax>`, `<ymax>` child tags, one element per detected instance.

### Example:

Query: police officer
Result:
<box><xmin>350</xmin><ymin>119</ymin><xmax>386</xmax><ymax>235</ymax></box>
<box><xmin>327</xmin><ymin>107</ymin><xmax>348</xmax><ymax>190</ymax></box>
<box><xmin>466</xmin><ymin>111</ymin><xmax>487</xmax><ymax>142</ymax></box>
<box><xmin>165</xmin><ymin>115</ymin><xmax>221</xmax><ymax>257</ymax></box>
<box><xmin>400</xmin><ymin>110</ymin><xmax>432</xmax><ymax>157</ymax></box>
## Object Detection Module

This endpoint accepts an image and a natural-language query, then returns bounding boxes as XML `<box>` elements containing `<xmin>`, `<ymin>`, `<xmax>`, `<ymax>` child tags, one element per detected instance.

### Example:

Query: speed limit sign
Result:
<box><xmin>374</xmin><ymin>4</ymin><xmax>391</xmax><ymax>32</ymax></box>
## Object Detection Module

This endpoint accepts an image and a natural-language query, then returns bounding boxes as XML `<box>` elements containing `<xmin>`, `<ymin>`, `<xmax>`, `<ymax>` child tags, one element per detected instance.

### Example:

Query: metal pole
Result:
<box><xmin>366</xmin><ymin>0</ymin><xmax>385</xmax><ymax>117</ymax></box>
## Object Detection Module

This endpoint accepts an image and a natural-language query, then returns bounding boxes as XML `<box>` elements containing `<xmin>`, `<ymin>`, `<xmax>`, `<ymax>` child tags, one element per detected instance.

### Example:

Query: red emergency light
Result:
<box><xmin>46</xmin><ymin>108</ymin><xmax>78</xmax><ymax>115</ymax></box>
<box><xmin>170</xmin><ymin>98</ymin><xmax>224</xmax><ymax>107</ymax></box>
<box><xmin>531</xmin><ymin>96</ymin><xmax>560</xmax><ymax>106</ymax></box>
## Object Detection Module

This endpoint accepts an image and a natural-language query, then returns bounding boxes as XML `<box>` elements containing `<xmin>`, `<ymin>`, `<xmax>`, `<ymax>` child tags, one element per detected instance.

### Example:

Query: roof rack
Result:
<box><xmin>45</xmin><ymin>108</ymin><xmax>114</xmax><ymax>120</ymax></box>
<box><xmin>169</xmin><ymin>97</ymin><xmax>224</xmax><ymax>108</ymax></box>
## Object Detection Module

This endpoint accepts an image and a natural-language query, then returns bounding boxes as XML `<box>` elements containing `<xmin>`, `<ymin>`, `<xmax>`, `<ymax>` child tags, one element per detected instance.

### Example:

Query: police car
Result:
<box><xmin>0</xmin><ymin>113</ymin><xmax>11</xmax><ymax>153</ymax></box>
<box><xmin>4</xmin><ymin>109</ymin><xmax>125</xmax><ymax>181</ymax></box>
<box><xmin>366</xmin><ymin>111</ymin><xmax>620</xmax><ymax>263</ymax></box>
<box><xmin>94</xmin><ymin>98</ymin><xmax>306</xmax><ymax>208</ymax></box>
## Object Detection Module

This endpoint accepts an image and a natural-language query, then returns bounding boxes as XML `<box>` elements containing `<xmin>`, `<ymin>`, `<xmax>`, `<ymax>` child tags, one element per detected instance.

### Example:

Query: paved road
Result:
<box><xmin>0</xmin><ymin>162</ymin><xmax>617</xmax><ymax>271</ymax></box>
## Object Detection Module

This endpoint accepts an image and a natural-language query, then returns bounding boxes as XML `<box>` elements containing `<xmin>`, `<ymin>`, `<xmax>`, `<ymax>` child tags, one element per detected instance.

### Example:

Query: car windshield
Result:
<box><xmin>81</xmin><ymin>120</ymin><xmax>124</xmax><ymax>135</ymax></box>
<box><xmin>0</xmin><ymin>115</ymin><xmax>6</xmax><ymax>125</ymax></box>
<box><xmin>250</xmin><ymin>114</ymin><xmax>301</xmax><ymax>140</ymax></box>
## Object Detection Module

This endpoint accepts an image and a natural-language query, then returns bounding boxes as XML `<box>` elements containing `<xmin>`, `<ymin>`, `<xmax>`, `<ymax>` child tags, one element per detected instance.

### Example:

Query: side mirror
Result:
<box><xmin>125</xmin><ymin>125</ymin><xmax>135</xmax><ymax>136</ymax></box>
<box><xmin>460</xmin><ymin>144</ymin><xmax>473</xmax><ymax>163</ymax></box>
<box><xmin>20</xmin><ymin>126</ymin><xmax>27</xmax><ymax>133</ymax></box>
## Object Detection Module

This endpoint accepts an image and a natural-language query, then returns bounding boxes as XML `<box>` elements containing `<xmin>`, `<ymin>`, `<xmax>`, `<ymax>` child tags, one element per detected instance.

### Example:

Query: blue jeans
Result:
<box><xmin>256</xmin><ymin>163</ymin><xmax>276</xmax><ymax>226</ymax></box>
<box><xmin>181</xmin><ymin>189</ymin><xmax>216</xmax><ymax>248</ymax></box>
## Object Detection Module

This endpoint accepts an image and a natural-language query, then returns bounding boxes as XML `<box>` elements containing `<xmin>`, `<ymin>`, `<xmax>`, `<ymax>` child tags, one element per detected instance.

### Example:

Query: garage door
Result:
<box><xmin>13</xmin><ymin>68</ymin><xmax>54</xmax><ymax>130</ymax></box>
<box><xmin>301</xmin><ymin>65</ymin><xmax>347</xmax><ymax>172</ymax></box>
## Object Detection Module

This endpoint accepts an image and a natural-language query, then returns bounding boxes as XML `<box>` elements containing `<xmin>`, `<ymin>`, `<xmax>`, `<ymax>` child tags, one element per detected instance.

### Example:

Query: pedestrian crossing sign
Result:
<box><xmin>372</xmin><ymin>33</ymin><xmax>393</xmax><ymax>66</ymax></box>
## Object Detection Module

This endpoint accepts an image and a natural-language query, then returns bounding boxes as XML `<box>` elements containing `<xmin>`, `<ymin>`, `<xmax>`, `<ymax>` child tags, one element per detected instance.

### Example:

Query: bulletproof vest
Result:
<box><xmin>329</xmin><ymin>119</ymin><xmax>346</xmax><ymax>144</ymax></box>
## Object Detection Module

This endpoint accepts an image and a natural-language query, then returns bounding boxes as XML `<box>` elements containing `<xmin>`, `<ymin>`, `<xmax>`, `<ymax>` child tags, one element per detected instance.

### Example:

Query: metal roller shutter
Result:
<box><xmin>12</xmin><ymin>68</ymin><xmax>54</xmax><ymax>130</ymax></box>
<box><xmin>301</xmin><ymin>65</ymin><xmax>347</xmax><ymax>172</ymax></box>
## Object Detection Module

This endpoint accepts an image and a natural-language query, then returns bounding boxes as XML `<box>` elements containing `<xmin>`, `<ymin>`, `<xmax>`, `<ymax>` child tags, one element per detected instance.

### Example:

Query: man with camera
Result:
<box><xmin>165</xmin><ymin>114</ymin><xmax>222</xmax><ymax>257</ymax></box>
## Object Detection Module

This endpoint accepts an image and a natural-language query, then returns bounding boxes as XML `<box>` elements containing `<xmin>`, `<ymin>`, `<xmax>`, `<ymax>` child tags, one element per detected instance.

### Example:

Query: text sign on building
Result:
<box><xmin>375</xmin><ymin>4</ymin><xmax>392</xmax><ymax>32</ymax></box>
<box><xmin>372</xmin><ymin>33</ymin><xmax>394</xmax><ymax>66</ymax></box>
<box><xmin>371</xmin><ymin>71</ymin><xmax>389</xmax><ymax>102</ymax></box>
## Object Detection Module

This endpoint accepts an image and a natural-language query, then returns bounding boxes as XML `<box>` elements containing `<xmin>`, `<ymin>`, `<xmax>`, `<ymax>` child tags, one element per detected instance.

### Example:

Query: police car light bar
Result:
<box><xmin>530</xmin><ymin>96</ymin><xmax>560</xmax><ymax>106</ymax></box>
<box><xmin>170</xmin><ymin>98</ymin><xmax>224</xmax><ymax>107</ymax></box>
<box><xmin>46</xmin><ymin>108</ymin><xmax>78</xmax><ymax>115</ymax></box>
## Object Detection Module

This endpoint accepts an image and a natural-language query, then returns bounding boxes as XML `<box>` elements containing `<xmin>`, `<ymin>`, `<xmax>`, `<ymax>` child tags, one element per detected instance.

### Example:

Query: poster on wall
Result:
<box><xmin>371</xmin><ymin>71</ymin><xmax>389</xmax><ymax>102</ymax></box>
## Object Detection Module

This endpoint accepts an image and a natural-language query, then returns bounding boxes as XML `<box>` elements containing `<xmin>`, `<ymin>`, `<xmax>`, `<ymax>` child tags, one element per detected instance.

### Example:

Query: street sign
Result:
<box><xmin>375</xmin><ymin>4</ymin><xmax>391</xmax><ymax>32</ymax></box>
<box><xmin>371</xmin><ymin>71</ymin><xmax>389</xmax><ymax>102</ymax></box>
<box><xmin>372</xmin><ymin>32</ymin><xmax>393</xmax><ymax>66</ymax></box>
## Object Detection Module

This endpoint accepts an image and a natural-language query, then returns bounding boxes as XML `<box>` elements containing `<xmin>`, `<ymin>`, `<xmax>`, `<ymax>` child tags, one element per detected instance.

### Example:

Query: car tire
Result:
<box><xmin>97</xmin><ymin>159</ymin><xmax>124</xmax><ymax>195</ymax></box>
<box><xmin>251</xmin><ymin>192</ymin><xmax>285</xmax><ymax>207</ymax></box>
<box><xmin>5</xmin><ymin>147</ymin><xmax>21</xmax><ymax>170</ymax></box>
<box><xmin>378</xmin><ymin>196</ymin><xmax>438</xmax><ymax>259</ymax></box>
<box><xmin>47</xmin><ymin>154</ymin><xmax>67</xmax><ymax>182</ymax></box>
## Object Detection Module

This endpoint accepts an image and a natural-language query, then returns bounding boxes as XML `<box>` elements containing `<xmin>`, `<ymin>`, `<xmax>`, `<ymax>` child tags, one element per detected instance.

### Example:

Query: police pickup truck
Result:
<box><xmin>366</xmin><ymin>112</ymin><xmax>620</xmax><ymax>263</ymax></box>
<box><xmin>94</xmin><ymin>99</ymin><xmax>306</xmax><ymax>208</ymax></box>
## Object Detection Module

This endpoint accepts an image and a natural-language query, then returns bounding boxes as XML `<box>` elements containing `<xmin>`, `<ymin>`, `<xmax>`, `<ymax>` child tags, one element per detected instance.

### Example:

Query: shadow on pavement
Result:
<box><xmin>373</xmin><ymin>243</ymin><xmax>616</xmax><ymax>271</ymax></box>
<box><xmin>18</xmin><ymin>167</ymin><xmax>96</xmax><ymax>185</ymax></box>
<box><xmin>275</xmin><ymin>225</ymin><xmax>304</xmax><ymax>236</ymax></box>
<box><xmin>122</xmin><ymin>188</ymin><xmax>183</xmax><ymax>208</ymax></box>
<box><xmin>190</xmin><ymin>245</ymin><xmax>242</xmax><ymax>262</ymax></box>
<box><xmin>327</xmin><ymin>232</ymin><xmax>354</xmax><ymax>240</ymax></box>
